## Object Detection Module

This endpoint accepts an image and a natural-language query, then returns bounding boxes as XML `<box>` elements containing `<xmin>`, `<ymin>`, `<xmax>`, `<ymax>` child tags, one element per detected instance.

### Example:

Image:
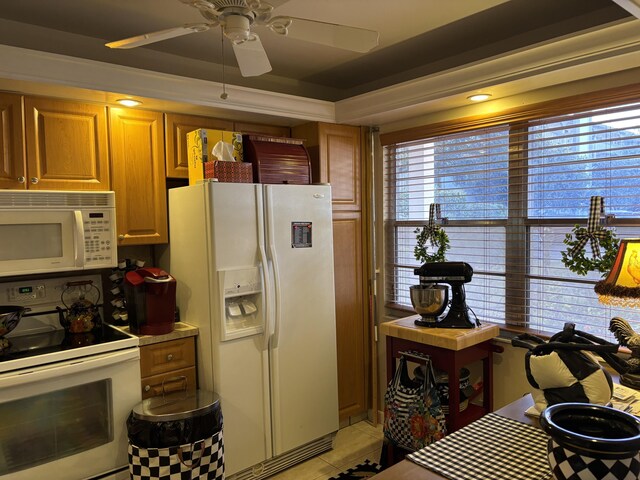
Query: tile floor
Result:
<box><xmin>268</xmin><ymin>421</ymin><xmax>384</xmax><ymax>480</ymax></box>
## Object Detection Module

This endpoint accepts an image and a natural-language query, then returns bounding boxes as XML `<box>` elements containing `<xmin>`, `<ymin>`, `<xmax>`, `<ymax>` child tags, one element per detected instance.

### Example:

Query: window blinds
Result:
<box><xmin>384</xmin><ymin>101</ymin><xmax>640</xmax><ymax>340</ymax></box>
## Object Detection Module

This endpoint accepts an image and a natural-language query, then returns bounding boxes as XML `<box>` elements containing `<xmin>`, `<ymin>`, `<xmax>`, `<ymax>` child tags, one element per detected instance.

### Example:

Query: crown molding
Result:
<box><xmin>336</xmin><ymin>19</ymin><xmax>640</xmax><ymax>126</ymax></box>
<box><xmin>0</xmin><ymin>44</ymin><xmax>335</xmax><ymax>123</ymax></box>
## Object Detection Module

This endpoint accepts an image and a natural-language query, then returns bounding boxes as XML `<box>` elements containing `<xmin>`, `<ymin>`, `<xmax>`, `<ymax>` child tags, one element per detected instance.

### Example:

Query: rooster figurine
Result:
<box><xmin>627</xmin><ymin>250</ymin><xmax>640</xmax><ymax>285</ymax></box>
<box><xmin>609</xmin><ymin>317</ymin><xmax>640</xmax><ymax>388</ymax></box>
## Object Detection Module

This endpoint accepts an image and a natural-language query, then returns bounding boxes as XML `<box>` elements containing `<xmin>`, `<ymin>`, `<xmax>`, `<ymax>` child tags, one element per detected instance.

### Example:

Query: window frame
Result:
<box><xmin>381</xmin><ymin>84</ymin><xmax>640</xmax><ymax>336</ymax></box>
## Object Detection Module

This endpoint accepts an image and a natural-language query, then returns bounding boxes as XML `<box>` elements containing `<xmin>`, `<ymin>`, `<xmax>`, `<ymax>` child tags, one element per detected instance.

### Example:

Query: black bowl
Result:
<box><xmin>540</xmin><ymin>402</ymin><xmax>640</xmax><ymax>459</ymax></box>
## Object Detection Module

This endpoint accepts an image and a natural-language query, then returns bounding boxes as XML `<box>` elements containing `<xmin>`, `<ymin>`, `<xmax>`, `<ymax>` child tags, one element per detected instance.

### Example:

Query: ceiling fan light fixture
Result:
<box><xmin>467</xmin><ymin>93</ymin><xmax>492</xmax><ymax>102</ymax></box>
<box><xmin>116</xmin><ymin>98</ymin><xmax>142</xmax><ymax>107</ymax></box>
<box><xmin>223</xmin><ymin>13</ymin><xmax>253</xmax><ymax>43</ymax></box>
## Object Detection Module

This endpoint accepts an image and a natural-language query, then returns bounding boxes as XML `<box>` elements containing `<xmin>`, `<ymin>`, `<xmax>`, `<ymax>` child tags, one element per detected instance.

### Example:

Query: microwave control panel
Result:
<box><xmin>82</xmin><ymin>209</ymin><xmax>116</xmax><ymax>267</ymax></box>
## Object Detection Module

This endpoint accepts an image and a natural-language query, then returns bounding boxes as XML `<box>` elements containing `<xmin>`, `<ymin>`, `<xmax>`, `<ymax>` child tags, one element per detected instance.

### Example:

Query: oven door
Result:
<box><xmin>0</xmin><ymin>348</ymin><xmax>141</xmax><ymax>480</ymax></box>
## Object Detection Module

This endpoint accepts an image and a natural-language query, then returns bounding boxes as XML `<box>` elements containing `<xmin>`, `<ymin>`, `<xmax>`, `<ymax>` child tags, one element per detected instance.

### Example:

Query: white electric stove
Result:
<box><xmin>0</xmin><ymin>273</ymin><xmax>141</xmax><ymax>480</ymax></box>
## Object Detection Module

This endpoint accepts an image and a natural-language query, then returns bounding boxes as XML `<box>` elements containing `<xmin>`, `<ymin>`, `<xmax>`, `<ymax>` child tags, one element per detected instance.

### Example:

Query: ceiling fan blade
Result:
<box><xmin>106</xmin><ymin>23</ymin><xmax>212</xmax><ymax>49</ymax></box>
<box><xmin>232</xmin><ymin>34</ymin><xmax>272</xmax><ymax>77</ymax></box>
<box><xmin>269</xmin><ymin>16</ymin><xmax>379</xmax><ymax>53</ymax></box>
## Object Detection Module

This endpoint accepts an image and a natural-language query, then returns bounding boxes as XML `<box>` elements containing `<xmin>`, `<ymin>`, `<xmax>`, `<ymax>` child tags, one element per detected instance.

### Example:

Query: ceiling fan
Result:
<box><xmin>105</xmin><ymin>0</ymin><xmax>380</xmax><ymax>77</ymax></box>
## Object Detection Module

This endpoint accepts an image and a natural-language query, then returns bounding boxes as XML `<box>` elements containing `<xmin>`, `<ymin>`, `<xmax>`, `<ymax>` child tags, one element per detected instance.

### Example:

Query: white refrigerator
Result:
<box><xmin>161</xmin><ymin>181</ymin><xmax>339</xmax><ymax>478</ymax></box>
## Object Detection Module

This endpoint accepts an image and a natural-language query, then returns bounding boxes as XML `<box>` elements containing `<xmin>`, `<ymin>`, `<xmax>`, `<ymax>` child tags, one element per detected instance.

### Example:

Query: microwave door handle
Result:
<box><xmin>74</xmin><ymin>210</ymin><xmax>85</xmax><ymax>268</ymax></box>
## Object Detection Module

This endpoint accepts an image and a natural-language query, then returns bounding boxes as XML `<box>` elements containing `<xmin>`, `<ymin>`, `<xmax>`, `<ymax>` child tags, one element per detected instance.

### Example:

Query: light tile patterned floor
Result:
<box><xmin>268</xmin><ymin>421</ymin><xmax>384</xmax><ymax>480</ymax></box>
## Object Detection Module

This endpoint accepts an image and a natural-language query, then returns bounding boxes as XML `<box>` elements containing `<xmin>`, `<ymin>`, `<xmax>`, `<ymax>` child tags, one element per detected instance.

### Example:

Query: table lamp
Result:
<box><xmin>595</xmin><ymin>238</ymin><xmax>640</xmax><ymax>389</ymax></box>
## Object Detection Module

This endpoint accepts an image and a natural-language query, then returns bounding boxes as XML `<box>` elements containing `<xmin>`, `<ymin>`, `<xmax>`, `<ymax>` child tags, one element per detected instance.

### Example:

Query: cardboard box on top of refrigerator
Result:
<box><xmin>187</xmin><ymin>129</ymin><xmax>248</xmax><ymax>185</ymax></box>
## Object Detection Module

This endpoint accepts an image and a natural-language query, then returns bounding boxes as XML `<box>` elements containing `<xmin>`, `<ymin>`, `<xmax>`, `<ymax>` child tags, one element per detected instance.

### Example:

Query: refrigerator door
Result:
<box><xmin>264</xmin><ymin>184</ymin><xmax>339</xmax><ymax>456</ymax></box>
<box><xmin>164</xmin><ymin>182</ymin><xmax>272</xmax><ymax>477</ymax></box>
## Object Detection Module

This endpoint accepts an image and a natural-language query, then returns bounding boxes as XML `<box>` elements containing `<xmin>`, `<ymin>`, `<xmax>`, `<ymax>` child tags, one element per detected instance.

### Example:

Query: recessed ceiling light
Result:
<box><xmin>467</xmin><ymin>93</ymin><xmax>492</xmax><ymax>102</ymax></box>
<box><xmin>116</xmin><ymin>99</ymin><xmax>142</xmax><ymax>107</ymax></box>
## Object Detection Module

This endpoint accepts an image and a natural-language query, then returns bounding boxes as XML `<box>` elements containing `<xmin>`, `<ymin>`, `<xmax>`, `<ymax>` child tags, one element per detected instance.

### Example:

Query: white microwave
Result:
<box><xmin>0</xmin><ymin>190</ymin><xmax>117</xmax><ymax>277</ymax></box>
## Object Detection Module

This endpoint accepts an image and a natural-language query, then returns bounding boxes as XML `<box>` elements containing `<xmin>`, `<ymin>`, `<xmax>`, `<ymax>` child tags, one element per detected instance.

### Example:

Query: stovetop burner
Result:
<box><xmin>0</xmin><ymin>273</ymin><xmax>140</xmax><ymax>375</ymax></box>
<box><xmin>0</xmin><ymin>325</ymin><xmax>133</xmax><ymax>363</ymax></box>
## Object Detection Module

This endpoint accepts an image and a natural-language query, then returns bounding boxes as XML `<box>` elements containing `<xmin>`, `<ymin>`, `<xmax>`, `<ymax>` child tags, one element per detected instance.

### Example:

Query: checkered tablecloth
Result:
<box><xmin>407</xmin><ymin>413</ymin><xmax>552</xmax><ymax>480</ymax></box>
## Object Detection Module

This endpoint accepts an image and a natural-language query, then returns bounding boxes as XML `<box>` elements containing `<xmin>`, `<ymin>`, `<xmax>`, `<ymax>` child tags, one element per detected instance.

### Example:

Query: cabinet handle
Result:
<box><xmin>144</xmin><ymin>385</ymin><xmax>151</xmax><ymax>392</ymax></box>
<box><xmin>17</xmin><ymin>176</ymin><xmax>25</xmax><ymax>184</ymax></box>
<box><xmin>118</xmin><ymin>234</ymin><xmax>125</xmax><ymax>240</ymax></box>
<box><xmin>167</xmin><ymin>354</ymin><xmax>174</xmax><ymax>362</ymax></box>
<box><xmin>30</xmin><ymin>177</ymin><xmax>39</xmax><ymax>184</ymax></box>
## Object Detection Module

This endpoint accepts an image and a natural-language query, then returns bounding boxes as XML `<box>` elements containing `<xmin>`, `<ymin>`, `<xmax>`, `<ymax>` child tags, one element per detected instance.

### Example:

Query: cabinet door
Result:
<box><xmin>109</xmin><ymin>108</ymin><xmax>168</xmax><ymax>245</ymax></box>
<box><xmin>24</xmin><ymin>97</ymin><xmax>110</xmax><ymax>190</ymax></box>
<box><xmin>292</xmin><ymin>123</ymin><xmax>361</xmax><ymax>211</ymax></box>
<box><xmin>0</xmin><ymin>93</ymin><xmax>25</xmax><ymax>190</ymax></box>
<box><xmin>333</xmin><ymin>211</ymin><xmax>367</xmax><ymax>419</ymax></box>
<box><xmin>320</xmin><ymin>124</ymin><xmax>361</xmax><ymax>211</ymax></box>
<box><xmin>165</xmin><ymin>112</ymin><xmax>233</xmax><ymax>178</ymax></box>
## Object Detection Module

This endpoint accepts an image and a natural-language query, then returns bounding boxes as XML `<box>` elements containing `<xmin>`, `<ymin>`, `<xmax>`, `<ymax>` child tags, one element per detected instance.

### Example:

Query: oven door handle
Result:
<box><xmin>0</xmin><ymin>348</ymin><xmax>139</xmax><ymax>388</ymax></box>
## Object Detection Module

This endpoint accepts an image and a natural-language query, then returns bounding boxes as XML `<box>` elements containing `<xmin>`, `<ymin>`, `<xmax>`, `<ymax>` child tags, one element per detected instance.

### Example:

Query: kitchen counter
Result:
<box><xmin>380</xmin><ymin>315</ymin><xmax>499</xmax><ymax>350</ymax></box>
<box><xmin>114</xmin><ymin>321</ymin><xmax>198</xmax><ymax>346</ymax></box>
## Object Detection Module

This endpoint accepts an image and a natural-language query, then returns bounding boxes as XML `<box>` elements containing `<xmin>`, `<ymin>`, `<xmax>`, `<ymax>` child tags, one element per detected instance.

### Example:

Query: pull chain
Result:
<box><xmin>220</xmin><ymin>28</ymin><xmax>228</xmax><ymax>100</ymax></box>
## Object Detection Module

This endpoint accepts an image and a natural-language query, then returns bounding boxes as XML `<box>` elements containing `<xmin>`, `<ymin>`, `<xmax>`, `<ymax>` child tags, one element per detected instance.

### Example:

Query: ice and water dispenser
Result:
<box><xmin>218</xmin><ymin>267</ymin><xmax>263</xmax><ymax>341</ymax></box>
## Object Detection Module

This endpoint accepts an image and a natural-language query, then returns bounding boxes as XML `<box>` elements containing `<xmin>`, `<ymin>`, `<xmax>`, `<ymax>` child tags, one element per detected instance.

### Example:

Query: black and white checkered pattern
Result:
<box><xmin>384</xmin><ymin>354</ymin><xmax>447</xmax><ymax>452</ymax></box>
<box><xmin>408</xmin><ymin>413</ymin><xmax>551</xmax><ymax>480</ymax></box>
<box><xmin>547</xmin><ymin>438</ymin><xmax>640</xmax><ymax>480</ymax></box>
<box><xmin>129</xmin><ymin>430</ymin><xmax>225</xmax><ymax>480</ymax></box>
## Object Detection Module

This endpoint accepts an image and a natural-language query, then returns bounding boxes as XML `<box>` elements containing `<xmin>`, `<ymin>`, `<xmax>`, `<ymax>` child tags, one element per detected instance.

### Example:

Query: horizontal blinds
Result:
<box><xmin>384</xmin><ymin>101</ymin><xmax>640</xmax><ymax>340</ymax></box>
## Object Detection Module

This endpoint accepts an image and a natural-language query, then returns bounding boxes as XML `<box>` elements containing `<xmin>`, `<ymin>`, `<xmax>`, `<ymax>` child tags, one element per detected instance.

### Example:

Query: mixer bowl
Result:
<box><xmin>410</xmin><ymin>284</ymin><xmax>448</xmax><ymax>320</ymax></box>
<box><xmin>0</xmin><ymin>306</ymin><xmax>31</xmax><ymax>337</ymax></box>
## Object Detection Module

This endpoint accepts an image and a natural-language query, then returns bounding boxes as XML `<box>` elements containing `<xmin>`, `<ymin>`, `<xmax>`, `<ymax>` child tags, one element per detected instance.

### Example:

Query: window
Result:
<box><xmin>384</xmin><ymin>100</ymin><xmax>640</xmax><ymax>339</ymax></box>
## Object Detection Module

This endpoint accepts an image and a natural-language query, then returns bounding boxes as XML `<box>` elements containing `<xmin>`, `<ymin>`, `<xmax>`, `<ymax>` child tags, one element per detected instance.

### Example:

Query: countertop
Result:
<box><xmin>380</xmin><ymin>315</ymin><xmax>500</xmax><ymax>350</ymax></box>
<box><xmin>115</xmin><ymin>321</ymin><xmax>198</xmax><ymax>346</ymax></box>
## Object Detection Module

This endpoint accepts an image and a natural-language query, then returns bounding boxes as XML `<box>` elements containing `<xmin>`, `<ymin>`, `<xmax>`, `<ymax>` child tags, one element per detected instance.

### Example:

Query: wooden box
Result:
<box><xmin>243</xmin><ymin>135</ymin><xmax>312</xmax><ymax>184</ymax></box>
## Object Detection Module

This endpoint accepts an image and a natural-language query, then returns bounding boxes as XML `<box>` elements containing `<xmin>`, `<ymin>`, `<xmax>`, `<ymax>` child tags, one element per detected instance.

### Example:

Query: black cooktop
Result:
<box><xmin>0</xmin><ymin>324</ymin><xmax>132</xmax><ymax>363</ymax></box>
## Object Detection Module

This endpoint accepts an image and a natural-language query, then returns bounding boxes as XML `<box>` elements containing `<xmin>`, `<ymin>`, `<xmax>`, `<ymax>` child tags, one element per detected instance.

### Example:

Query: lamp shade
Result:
<box><xmin>595</xmin><ymin>238</ymin><xmax>640</xmax><ymax>308</ymax></box>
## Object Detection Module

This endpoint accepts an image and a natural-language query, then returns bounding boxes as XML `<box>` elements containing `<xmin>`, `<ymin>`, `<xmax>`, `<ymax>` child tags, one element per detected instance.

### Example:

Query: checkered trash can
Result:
<box><xmin>127</xmin><ymin>389</ymin><xmax>224</xmax><ymax>480</ymax></box>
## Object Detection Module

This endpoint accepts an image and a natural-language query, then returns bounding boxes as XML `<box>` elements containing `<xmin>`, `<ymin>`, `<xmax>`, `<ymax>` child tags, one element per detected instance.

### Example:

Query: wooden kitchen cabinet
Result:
<box><xmin>292</xmin><ymin>123</ymin><xmax>361</xmax><ymax>210</ymax></box>
<box><xmin>165</xmin><ymin>112</ymin><xmax>233</xmax><ymax>179</ymax></box>
<box><xmin>165</xmin><ymin>114</ymin><xmax>291</xmax><ymax>179</ymax></box>
<box><xmin>0</xmin><ymin>93</ymin><xmax>25</xmax><ymax>190</ymax></box>
<box><xmin>292</xmin><ymin>122</ymin><xmax>369</xmax><ymax>421</ymax></box>
<box><xmin>109</xmin><ymin>108</ymin><xmax>168</xmax><ymax>245</ymax></box>
<box><xmin>139</xmin><ymin>337</ymin><xmax>197</xmax><ymax>399</ymax></box>
<box><xmin>20</xmin><ymin>96</ymin><xmax>110</xmax><ymax>190</ymax></box>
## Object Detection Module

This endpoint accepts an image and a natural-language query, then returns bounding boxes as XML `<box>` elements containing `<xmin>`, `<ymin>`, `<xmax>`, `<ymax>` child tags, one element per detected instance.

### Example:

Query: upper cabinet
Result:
<box><xmin>292</xmin><ymin>122</ymin><xmax>361</xmax><ymax>211</ymax></box>
<box><xmin>165</xmin><ymin>114</ymin><xmax>291</xmax><ymax>179</ymax></box>
<box><xmin>109</xmin><ymin>108</ymin><xmax>168</xmax><ymax>245</ymax></box>
<box><xmin>24</xmin><ymin>97</ymin><xmax>110</xmax><ymax>190</ymax></box>
<box><xmin>0</xmin><ymin>93</ymin><xmax>25</xmax><ymax>190</ymax></box>
<box><xmin>165</xmin><ymin>113</ymin><xmax>233</xmax><ymax>179</ymax></box>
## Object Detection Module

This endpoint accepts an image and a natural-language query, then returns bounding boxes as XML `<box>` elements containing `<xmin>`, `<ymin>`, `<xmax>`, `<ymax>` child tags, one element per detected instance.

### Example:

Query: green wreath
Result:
<box><xmin>560</xmin><ymin>225</ymin><xmax>618</xmax><ymax>276</ymax></box>
<box><xmin>414</xmin><ymin>226</ymin><xmax>450</xmax><ymax>264</ymax></box>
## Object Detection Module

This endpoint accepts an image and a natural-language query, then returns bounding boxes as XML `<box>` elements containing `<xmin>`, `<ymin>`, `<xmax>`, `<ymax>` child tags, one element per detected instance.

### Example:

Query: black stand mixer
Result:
<box><xmin>411</xmin><ymin>261</ymin><xmax>477</xmax><ymax>328</ymax></box>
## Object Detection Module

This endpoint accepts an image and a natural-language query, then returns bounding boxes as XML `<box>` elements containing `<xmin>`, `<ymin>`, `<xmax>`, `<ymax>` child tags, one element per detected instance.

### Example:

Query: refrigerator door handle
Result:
<box><xmin>265</xmin><ymin>186</ymin><xmax>282</xmax><ymax>348</ymax></box>
<box><xmin>257</xmin><ymin>187</ymin><xmax>274</xmax><ymax>352</ymax></box>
